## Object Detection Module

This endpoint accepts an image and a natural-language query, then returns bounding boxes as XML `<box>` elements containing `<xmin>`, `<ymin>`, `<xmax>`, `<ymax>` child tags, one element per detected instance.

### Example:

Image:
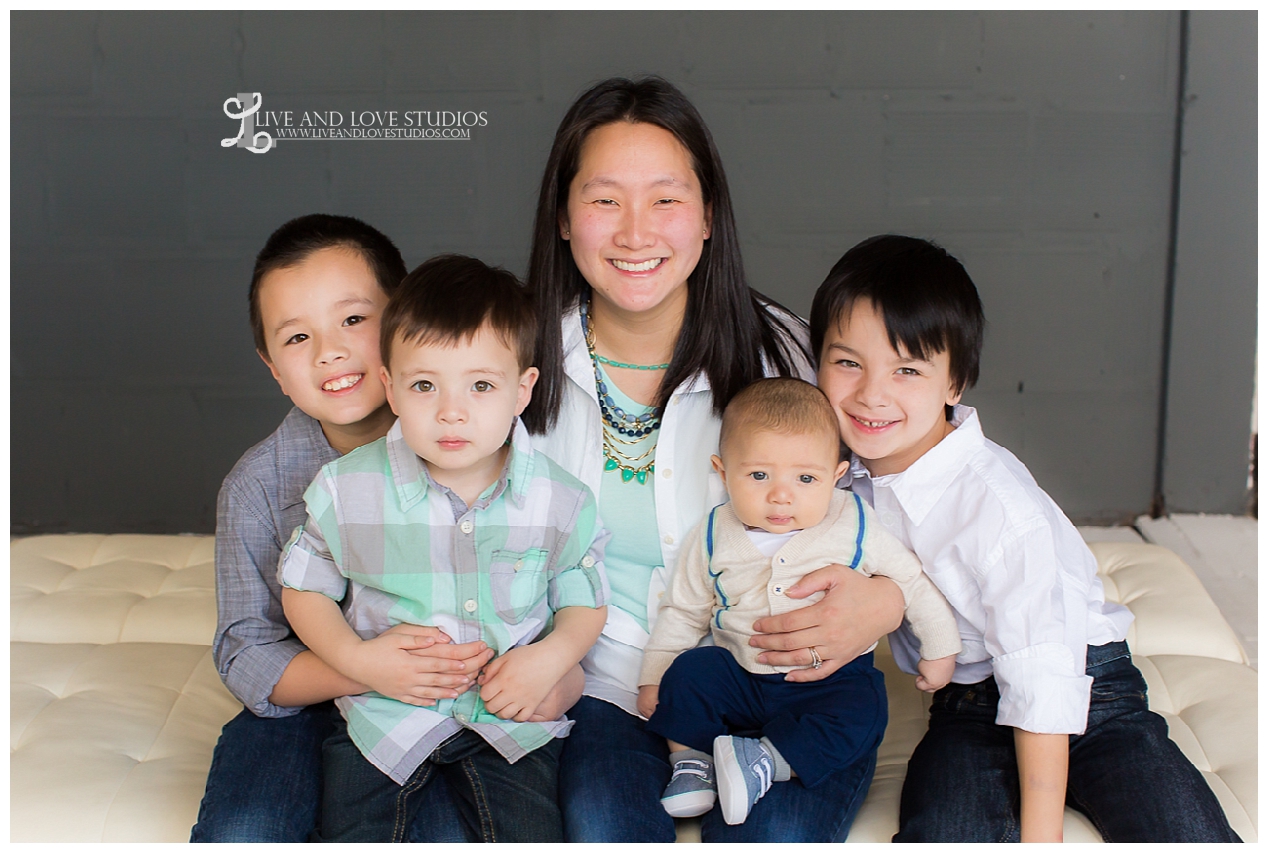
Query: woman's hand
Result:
<box><xmin>748</xmin><ymin>565</ymin><xmax>904</xmax><ymax>682</ymax></box>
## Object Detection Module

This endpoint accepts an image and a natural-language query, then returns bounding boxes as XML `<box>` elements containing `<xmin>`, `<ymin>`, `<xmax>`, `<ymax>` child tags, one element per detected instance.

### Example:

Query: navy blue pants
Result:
<box><xmin>646</xmin><ymin>645</ymin><xmax>887</xmax><ymax>789</ymax></box>
<box><xmin>561</xmin><ymin>695</ymin><xmax>877</xmax><ymax>842</ymax></box>
<box><xmin>895</xmin><ymin>641</ymin><xmax>1241</xmax><ymax>842</ymax></box>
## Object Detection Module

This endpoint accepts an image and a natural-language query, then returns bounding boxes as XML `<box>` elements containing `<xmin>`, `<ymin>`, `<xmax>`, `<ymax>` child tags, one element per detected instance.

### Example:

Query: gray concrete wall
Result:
<box><xmin>1162</xmin><ymin>11</ymin><xmax>1258</xmax><ymax>514</ymax></box>
<box><xmin>10</xmin><ymin>11</ymin><xmax>1254</xmax><ymax>531</ymax></box>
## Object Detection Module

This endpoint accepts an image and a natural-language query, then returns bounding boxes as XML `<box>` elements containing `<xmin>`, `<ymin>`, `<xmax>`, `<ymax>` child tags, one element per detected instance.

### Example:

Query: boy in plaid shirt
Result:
<box><xmin>280</xmin><ymin>255</ymin><xmax>608</xmax><ymax>842</ymax></box>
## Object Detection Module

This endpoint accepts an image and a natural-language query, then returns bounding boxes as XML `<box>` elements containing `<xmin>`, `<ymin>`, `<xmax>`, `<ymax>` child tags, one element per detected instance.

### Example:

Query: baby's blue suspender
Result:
<box><xmin>704</xmin><ymin>506</ymin><xmax>729</xmax><ymax>627</ymax></box>
<box><xmin>848</xmin><ymin>491</ymin><xmax>866</xmax><ymax>570</ymax></box>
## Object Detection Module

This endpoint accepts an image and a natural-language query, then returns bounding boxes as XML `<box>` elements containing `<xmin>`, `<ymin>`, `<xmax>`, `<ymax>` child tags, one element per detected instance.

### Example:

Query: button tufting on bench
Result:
<box><xmin>9</xmin><ymin>535</ymin><xmax>1257</xmax><ymax>843</ymax></box>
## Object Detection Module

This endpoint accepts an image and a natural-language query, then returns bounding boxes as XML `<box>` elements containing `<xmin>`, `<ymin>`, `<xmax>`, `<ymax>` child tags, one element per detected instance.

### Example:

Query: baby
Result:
<box><xmin>636</xmin><ymin>377</ymin><xmax>961</xmax><ymax>825</ymax></box>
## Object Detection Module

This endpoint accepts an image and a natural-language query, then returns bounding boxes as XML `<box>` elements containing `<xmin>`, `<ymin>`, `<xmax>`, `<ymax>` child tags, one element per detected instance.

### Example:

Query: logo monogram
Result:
<box><xmin>222</xmin><ymin>93</ymin><xmax>274</xmax><ymax>154</ymax></box>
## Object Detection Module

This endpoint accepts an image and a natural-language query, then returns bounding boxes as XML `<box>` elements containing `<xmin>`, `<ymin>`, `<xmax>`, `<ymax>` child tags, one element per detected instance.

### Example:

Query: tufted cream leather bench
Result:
<box><xmin>10</xmin><ymin>536</ymin><xmax>1257</xmax><ymax>842</ymax></box>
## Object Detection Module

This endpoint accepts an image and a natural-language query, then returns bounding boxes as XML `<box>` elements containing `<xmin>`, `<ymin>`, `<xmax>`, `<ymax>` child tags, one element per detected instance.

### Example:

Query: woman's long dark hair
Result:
<box><xmin>522</xmin><ymin>75</ymin><xmax>807</xmax><ymax>434</ymax></box>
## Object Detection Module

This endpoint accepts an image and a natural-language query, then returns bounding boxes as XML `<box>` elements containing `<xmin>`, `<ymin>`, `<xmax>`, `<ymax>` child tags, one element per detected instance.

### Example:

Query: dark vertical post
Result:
<box><xmin>1151</xmin><ymin>10</ymin><xmax>1190</xmax><ymax>518</ymax></box>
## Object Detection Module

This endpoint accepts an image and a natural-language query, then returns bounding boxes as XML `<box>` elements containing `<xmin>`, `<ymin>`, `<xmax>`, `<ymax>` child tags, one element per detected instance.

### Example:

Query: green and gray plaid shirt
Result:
<box><xmin>280</xmin><ymin>419</ymin><xmax>608</xmax><ymax>784</ymax></box>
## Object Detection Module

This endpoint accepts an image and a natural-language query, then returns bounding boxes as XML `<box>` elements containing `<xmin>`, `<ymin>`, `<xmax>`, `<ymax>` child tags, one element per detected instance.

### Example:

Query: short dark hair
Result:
<box><xmin>719</xmin><ymin>378</ymin><xmax>838</xmax><ymax>459</ymax></box>
<box><xmin>249</xmin><ymin>214</ymin><xmax>406</xmax><ymax>355</ymax></box>
<box><xmin>810</xmin><ymin>235</ymin><xmax>986</xmax><ymax>400</ymax></box>
<box><xmin>522</xmin><ymin>75</ymin><xmax>807</xmax><ymax>434</ymax></box>
<box><xmin>381</xmin><ymin>254</ymin><xmax>536</xmax><ymax>372</ymax></box>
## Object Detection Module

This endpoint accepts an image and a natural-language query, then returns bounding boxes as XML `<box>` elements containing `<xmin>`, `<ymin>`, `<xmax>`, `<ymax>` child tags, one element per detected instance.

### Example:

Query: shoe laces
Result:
<box><xmin>750</xmin><ymin>749</ymin><xmax>774</xmax><ymax>797</ymax></box>
<box><xmin>671</xmin><ymin>758</ymin><xmax>712</xmax><ymax>781</ymax></box>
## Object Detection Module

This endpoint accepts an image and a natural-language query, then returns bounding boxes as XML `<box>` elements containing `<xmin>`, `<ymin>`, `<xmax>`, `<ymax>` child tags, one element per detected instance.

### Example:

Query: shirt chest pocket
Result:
<box><xmin>489</xmin><ymin>548</ymin><xmax>551</xmax><ymax>624</ymax></box>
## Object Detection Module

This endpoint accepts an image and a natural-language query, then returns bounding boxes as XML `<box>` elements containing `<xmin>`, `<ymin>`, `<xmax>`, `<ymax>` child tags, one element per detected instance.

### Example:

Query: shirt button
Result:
<box><xmin>663</xmin><ymin>534</ymin><xmax>674</xmax><ymax>545</ymax></box>
<box><xmin>777</xmin><ymin>557</ymin><xmax>786</xmax><ymax>564</ymax></box>
<box><xmin>773</xmin><ymin>585</ymin><xmax>784</xmax><ymax>595</ymax></box>
<box><xmin>514</xmin><ymin>560</ymin><xmax>524</xmax><ymax>572</ymax></box>
<box><xmin>454</xmin><ymin>713</ymin><xmax>468</xmax><ymax>724</ymax></box>
<box><xmin>581</xmin><ymin>555</ymin><xmax>596</xmax><ymax>568</ymax></box>
<box><xmin>460</xmin><ymin>520</ymin><xmax>474</xmax><ymax>534</ymax></box>
<box><xmin>463</xmin><ymin>599</ymin><xmax>477</xmax><ymax>613</ymax></box>
<box><xmin>661</xmin><ymin>469</ymin><xmax>672</xmax><ymax>479</ymax></box>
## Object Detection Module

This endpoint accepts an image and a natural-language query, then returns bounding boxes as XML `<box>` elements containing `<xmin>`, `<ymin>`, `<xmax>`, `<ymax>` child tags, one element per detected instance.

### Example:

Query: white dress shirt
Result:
<box><xmin>849</xmin><ymin>405</ymin><xmax>1133</xmax><ymax>735</ymax></box>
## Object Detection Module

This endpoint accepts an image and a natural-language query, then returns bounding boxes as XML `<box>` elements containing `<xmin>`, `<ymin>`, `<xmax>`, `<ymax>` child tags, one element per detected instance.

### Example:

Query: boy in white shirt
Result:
<box><xmin>810</xmin><ymin>234</ymin><xmax>1239</xmax><ymax>842</ymax></box>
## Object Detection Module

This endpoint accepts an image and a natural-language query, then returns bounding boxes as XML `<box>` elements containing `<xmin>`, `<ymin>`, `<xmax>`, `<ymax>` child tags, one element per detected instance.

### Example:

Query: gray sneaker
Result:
<box><xmin>713</xmin><ymin>735</ymin><xmax>775</xmax><ymax>825</ymax></box>
<box><xmin>661</xmin><ymin>756</ymin><xmax>717</xmax><ymax>818</ymax></box>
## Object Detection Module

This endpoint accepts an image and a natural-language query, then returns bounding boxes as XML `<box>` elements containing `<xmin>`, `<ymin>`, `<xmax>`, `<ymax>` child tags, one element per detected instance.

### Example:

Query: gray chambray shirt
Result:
<box><xmin>212</xmin><ymin>407</ymin><xmax>339</xmax><ymax>717</ymax></box>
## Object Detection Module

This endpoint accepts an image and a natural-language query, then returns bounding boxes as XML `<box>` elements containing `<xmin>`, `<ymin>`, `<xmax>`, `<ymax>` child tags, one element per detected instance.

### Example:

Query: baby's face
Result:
<box><xmin>712</xmin><ymin>427</ymin><xmax>848</xmax><ymax>534</ymax></box>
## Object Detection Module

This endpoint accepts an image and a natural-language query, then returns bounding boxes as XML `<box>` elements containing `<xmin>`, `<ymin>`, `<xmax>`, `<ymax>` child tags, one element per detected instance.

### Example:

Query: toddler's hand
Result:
<box><xmin>522</xmin><ymin>663</ymin><xmax>585</xmax><ymax>723</ymax></box>
<box><xmin>636</xmin><ymin>684</ymin><xmax>659</xmax><ymax>720</ymax></box>
<box><xmin>915</xmin><ymin>654</ymin><xmax>956</xmax><ymax>693</ymax></box>
<box><xmin>478</xmin><ymin>645</ymin><xmax>559</xmax><ymax>722</ymax></box>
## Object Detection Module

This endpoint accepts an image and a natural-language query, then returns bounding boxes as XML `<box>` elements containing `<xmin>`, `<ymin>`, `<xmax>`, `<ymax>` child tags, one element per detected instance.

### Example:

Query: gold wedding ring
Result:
<box><xmin>809</xmin><ymin>645</ymin><xmax>823</xmax><ymax>669</ymax></box>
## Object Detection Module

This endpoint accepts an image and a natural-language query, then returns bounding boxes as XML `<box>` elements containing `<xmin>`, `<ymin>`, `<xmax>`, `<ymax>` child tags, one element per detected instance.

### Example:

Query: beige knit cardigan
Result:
<box><xmin>639</xmin><ymin>489</ymin><xmax>963</xmax><ymax>686</ymax></box>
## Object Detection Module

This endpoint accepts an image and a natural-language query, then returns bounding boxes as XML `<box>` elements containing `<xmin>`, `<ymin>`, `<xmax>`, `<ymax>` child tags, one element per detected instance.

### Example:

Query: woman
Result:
<box><xmin>524</xmin><ymin>76</ymin><xmax>906</xmax><ymax>842</ymax></box>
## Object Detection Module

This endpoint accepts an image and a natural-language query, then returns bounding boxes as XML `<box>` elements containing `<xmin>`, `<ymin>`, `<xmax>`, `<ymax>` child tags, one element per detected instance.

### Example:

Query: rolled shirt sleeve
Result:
<box><xmin>278</xmin><ymin>472</ymin><xmax>350</xmax><ymax>602</ymax></box>
<box><xmin>547</xmin><ymin>489</ymin><xmax>611</xmax><ymax>611</ymax></box>
<box><xmin>981</xmin><ymin>520</ymin><xmax>1094</xmax><ymax>734</ymax></box>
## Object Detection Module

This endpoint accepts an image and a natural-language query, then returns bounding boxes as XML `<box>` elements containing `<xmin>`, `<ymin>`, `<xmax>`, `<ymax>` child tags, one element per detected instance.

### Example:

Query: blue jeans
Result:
<box><xmin>317</xmin><ymin>717</ymin><xmax>565</xmax><ymax>842</ymax></box>
<box><xmin>561</xmin><ymin>694</ymin><xmax>877</xmax><ymax>842</ymax></box>
<box><xmin>190</xmin><ymin>703</ymin><xmax>468</xmax><ymax>842</ymax></box>
<box><xmin>895</xmin><ymin>641</ymin><xmax>1241</xmax><ymax>842</ymax></box>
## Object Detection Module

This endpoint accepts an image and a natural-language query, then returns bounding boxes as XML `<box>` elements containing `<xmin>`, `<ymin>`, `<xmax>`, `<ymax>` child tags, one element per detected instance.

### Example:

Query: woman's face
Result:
<box><xmin>562</xmin><ymin>121</ymin><xmax>711</xmax><ymax>323</ymax></box>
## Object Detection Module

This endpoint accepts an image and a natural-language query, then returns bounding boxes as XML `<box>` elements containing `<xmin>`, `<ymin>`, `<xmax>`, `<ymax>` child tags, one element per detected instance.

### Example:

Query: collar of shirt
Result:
<box><xmin>848</xmin><ymin>404</ymin><xmax>985</xmax><ymax>526</ymax></box>
<box><xmin>384</xmin><ymin>417</ymin><xmax>536</xmax><ymax>512</ymax></box>
<box><xmin>561</xmin><ymin>301</ymin><xmax>714</xmax><ymax>397</ymax></box>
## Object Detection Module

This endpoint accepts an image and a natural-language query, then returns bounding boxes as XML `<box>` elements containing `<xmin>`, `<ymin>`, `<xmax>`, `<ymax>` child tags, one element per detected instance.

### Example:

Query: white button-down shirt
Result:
<box><xmin>850</xmin><ymin>405</ymin><xmax>1132</xmax><ymax>735</ymax></box>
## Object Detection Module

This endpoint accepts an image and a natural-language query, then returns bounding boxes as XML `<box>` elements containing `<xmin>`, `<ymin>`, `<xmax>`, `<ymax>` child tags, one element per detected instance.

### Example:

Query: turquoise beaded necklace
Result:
<box><xmin>592</xmin><ymin>353</ymin><xmax>670</xmax><ymax>371</ymax></box>
<box><xmin>581</xmin><ymin>298</ymin><xmax>664</xmax><ymax>484</ymax></box>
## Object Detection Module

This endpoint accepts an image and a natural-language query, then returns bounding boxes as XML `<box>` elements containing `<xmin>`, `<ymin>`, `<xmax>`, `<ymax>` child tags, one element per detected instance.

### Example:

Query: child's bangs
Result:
<box><xmin>872</xmin><ymin>294</ymin><xmax>952</xmax><ymax>367</ymax></box>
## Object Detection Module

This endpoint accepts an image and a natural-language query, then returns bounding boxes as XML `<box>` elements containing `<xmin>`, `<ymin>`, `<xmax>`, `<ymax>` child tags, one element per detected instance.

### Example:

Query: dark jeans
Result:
<box><xmin>647</xmin><ymin>645</ymin><xmax>887</xmax><ymax>788</ymax></box>
<box><xmin>317</xmin><ymin>716</ymin><xmax>565</xmax><ymax>842</ymax></box>
<box><xmin>561</xmin><ymin>694</ymin><xmax>877</xmax><ymax>842</ymax></box>
<box><xmin>895</xmin><ymin>641</ymin><xmax>1241</xmax><ymax>842</ymax></box>
<box><xmin>190</xmin><ymin>703</ymin><xmax>468</xmax><ymax>843</ymax></box>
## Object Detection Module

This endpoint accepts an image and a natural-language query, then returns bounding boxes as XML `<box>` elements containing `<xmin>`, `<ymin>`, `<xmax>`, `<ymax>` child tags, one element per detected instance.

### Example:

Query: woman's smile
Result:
<box><xmin>610</xmin><ymin>258</ymin><xmax>665</xmax><ymax>273</ymax></box>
